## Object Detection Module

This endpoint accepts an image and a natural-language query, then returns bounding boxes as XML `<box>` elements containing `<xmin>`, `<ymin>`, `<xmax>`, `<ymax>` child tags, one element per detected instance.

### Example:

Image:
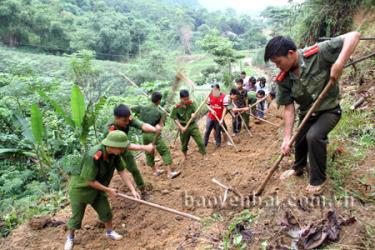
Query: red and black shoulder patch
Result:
<box><xmin>276</xmin><ymin>71</ymin><xmax>287</xmax><ymax>82</ymax></box>
<box><xmin>303</xmin><ymin>44</ymin><xmax>320</xmax><ymax>58</ymax></box>
<box><xmin>108</xmin><ymin>125</ymin><xmax>116</xmax><ymax>132</ymax></box>
<box><xmin>93</xmin><ymin>150</ymin><xmax>102</xmax><ymax>160</ymax></box>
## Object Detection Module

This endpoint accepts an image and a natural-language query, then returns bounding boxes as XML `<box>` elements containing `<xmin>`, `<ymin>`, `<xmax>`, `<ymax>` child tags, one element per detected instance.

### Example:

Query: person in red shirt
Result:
<box><xmin>204</xmin><ymin>84</ymin><xmax>227</xmax><ymax>147</ymax></box>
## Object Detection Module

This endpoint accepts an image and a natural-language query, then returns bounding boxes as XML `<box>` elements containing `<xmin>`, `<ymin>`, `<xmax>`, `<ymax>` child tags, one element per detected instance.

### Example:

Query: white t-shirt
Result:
<box><xmin>255</xmin><ymin>82</ymin><xmax>269</xmax><ymax>95</ymax></box>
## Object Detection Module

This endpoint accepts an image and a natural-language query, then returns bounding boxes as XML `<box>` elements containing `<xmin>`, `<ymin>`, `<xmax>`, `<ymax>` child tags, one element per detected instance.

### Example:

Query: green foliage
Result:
<box><xmin>198</xmin><ymin>31</ymin><xmax>238</xmax><ymax>66</ymax></box>
<box><xmin>71</xmin><ymin>85</ymin><xmax>85</xmax><ymax>128</ymax></box>
<box><xmin>30</xmin><ymin>104</ymin><xmax>45</xmax><ymax>144</ymax></box>
<box><xmin>327</xmin><ymin>104</ymin><xmax>375</xmax><ymax>200</ymax></box>
<box><xmin>223</xmin><ymin>210</ymin><xmax>255</xmax><ymax>250</ymax></box>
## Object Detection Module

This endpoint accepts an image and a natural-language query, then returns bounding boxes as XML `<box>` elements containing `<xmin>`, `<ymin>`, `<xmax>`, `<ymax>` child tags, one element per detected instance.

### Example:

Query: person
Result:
<box><xmin>227</xmin><ymin>88</ymin><xmax>250</xmax><ymax>136</ymax></box>
<box><xmin>264</xmin><ymin>31</ymin><xmax>360</xmax><ymax>194</ymax></box>
<box><xmin>171</xmin><ymin>89</ymin><xmax>207</xmax><ymax>160</ymax></box>
<box><xmin>246</xmin><ymin>76</ymin><xmax>257</xmax><ymax>92</ymax></box>
<box><xmin>106</xmin><ymin>104</ymin><xmax>161</xmax><ymax>195</ymax></box>
<box><xmin>64</xmin><ymin>130</ymin><xmax>154</xmax><ymax>250</ymax></box>
<box><xmin>132</xmin><ymin>92</ymin><xmax>181</xmax><ymax>179</ymax></box>
<box><xmin>235</xmin><ymin>78</ymin><xmax>250</xmax><ymax>130</ymax></box>
<box><xmin>240</xmin><ymin>71</ymin><xmax>249</xmax><ymax>87</ymax></box>
<box><xmin>204</xmin><ymin>84</ymin><xmax>227</xmax><ymax>148</ymax></box>
<box><xmin>256</xmin><ymin>77</ymin><xmax>269</xmax><ymax>95</ymax></box>
<box><xmin>255</xmin><ymin>90</ymin><xmax>266</xmax><ymax>123</ymax></box>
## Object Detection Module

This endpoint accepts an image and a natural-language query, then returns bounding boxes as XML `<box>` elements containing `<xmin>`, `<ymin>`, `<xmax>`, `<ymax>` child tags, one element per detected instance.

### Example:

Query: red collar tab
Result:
<box><xmin>109</xmin><ymin>125</ymin><xmax>116</xmax><ymax>132</ymax></box>
<box><xmin>176</xmin><ymin>100</ymin><xmax>192</xmax><ymax>107</ymax></box>
<box><xmin>276</xmin><ymin>71</ymin><xmax>287</xmax><ymax>82</ymax></box>
<box><xmin>93</xmin><ymin>150</ymin><xmax>103</xmax><ymax>160</ymax></box>
<box><xmin>303</xmin><ymin>44</ymin><xmax>320</xmax><ymax>58</ymax></box>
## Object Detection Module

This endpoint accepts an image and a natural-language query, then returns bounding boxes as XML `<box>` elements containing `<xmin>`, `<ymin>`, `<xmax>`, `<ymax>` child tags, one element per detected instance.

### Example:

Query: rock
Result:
<box><xmin>161</xmin><ymin>189</ymin><xmax>169</xmax><ymax>195</ymax></box>
<box><xmin>175</xmin><ymin>216</ymin><xmax>184</xmax><ymax>221</ymax></box>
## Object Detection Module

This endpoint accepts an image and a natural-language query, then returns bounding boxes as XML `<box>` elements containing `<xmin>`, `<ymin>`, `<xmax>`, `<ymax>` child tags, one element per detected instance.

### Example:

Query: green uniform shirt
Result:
<box><xmin>276</xmin><ymin>37</ymin><xmax>344</xmax><ymax>115</ymax></box>
<box><xmin>132</xmin><ymin>104</ymin><xmax>163</xmax><ymax>126</ymax></box>
<box><xmin>171</xmin><ymin>102</ymin><xmax>197</xmax><ymax>125</ymax></box>
<box><xmin>105</xmin><ymin>118</ymin><xmax>144</xmax><ymax>136</ymax></box>
<box><xmin>247</xmin><ymin>91</ymin><xmax>257</xmax><ymax>105</ymax></box>
<box><xmin>69</xmin><ymin>144</ymin><xmax>126</xmax><ymax>203</ymax></box>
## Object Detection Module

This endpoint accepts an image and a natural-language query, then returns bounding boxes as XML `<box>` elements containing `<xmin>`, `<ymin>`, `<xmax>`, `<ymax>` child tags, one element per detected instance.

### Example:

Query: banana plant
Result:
<box><xmin>38</xmin><ymin>85</ymin><xmax>106</xmax><ymax>153</ymax></box>
<box><xmin>29</xmin><ymin>103</ymin><xmax>52</xmax><ymax>170</ymax></box>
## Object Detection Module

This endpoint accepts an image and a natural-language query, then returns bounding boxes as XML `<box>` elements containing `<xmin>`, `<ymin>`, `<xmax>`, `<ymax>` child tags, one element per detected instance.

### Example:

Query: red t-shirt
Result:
<box><xmin>208</xmin><ymin>93</ymin><xmax>226</xmax><ymax>121</ymax></box>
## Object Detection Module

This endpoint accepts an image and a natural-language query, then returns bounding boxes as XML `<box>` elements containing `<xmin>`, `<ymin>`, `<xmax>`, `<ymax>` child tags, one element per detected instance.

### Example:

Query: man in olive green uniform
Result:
<box><xmin>133</xmin><ymin>92</ymin><xmax>181</xmax><ymax>179</ymax></box>
<box><xmin>106</xmin><ymin>104</ymin><xmax>161</xmax><ymax>192</ymax></box>
<box><xmin>64</xmin><ymin>130</ymin><xmax>154</xmax><ymax>250</ymax></box>
<box><xmin>264</xmin><ymin>31</ymin><xmax>360</xmax><ymax>194</ymax></box>
<box><xmin>171</xmin><ymin>89</ymin><xmax>207</xmax><ymax>160</ymax></box>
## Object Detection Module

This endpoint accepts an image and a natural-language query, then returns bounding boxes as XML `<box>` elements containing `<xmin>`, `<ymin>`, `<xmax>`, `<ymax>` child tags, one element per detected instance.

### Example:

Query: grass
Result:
<box><xmin>327</xmin><ymin>102</ymin><xmax>375</xmax><ymax>200</ymax></box>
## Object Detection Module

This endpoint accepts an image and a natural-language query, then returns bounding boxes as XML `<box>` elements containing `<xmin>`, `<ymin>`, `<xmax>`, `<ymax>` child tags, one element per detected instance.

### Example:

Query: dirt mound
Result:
<box><xmin>28</xmin><ymin>216</ymin><xmax>64</xmax><ymax>230</ymax></box>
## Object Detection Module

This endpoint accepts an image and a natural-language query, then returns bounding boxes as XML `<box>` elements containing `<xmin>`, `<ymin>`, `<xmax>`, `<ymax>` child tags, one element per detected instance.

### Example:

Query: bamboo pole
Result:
<box><xmin>117</xmin><ymin>192</ymin><xmax>202</xmax><ymax>221</ymax></box>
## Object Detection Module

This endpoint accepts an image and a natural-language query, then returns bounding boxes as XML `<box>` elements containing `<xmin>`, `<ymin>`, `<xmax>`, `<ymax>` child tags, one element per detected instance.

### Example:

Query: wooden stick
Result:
<box><xmin>345</xmin><ymin>51</ymin><xmax>375</xmax><ymax>67</ymax></box>
<box><xmin>212</xmin><ymin>178</ymin><xmax>242</xmax><ymax>197</ymax></box>
<box><xmin>319</xmin><ymin>36</ymin><xmax>375</xmax><ymax>41</ymax></box>
<box><xmin>120</xmin><ymin>73</ymin><xmax>170</xmax><ymax>114</ymax></box>
<box><xmin>255</xmin><ymin>79</ymin><xmax>335</xmax><ymax>196</ymax></box>
<box><xmin>249</xmin><ymin>113</ymin><xmax>279</xmax><ymax>127</ymax></box>
<box><xmin>183</xmin><ymin>94</ymin><xmax>210</xmax><ymax>130</ymax></box>
<box><xmin>250</xmin><ymin>95</ymin><xmax>268</xmax><ymax>108</ymax></box>
<box><xmin>117</xmin><ymin>192</ymin><xmax>202</xmax><ymax>221</ymax></box>
<box><xmin>206</xmin><ymin>105</ymin><xmax>239</xmax><ymax>152</ymax></box>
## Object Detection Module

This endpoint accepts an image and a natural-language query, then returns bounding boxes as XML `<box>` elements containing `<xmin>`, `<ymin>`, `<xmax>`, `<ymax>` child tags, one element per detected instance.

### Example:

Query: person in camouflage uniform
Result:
<box><xmin>64</xmin><ymin>130</ymin><xmax>153</xmax><ymax>250</ymax></box>
<box><xmin>171</xmin><ymin>89</ymin><xmax>207</xmax><ymax>161</ymax></box>
<box><xmin>264</xmin><ymin>31</ymin><xmax>360</xmax><ymax>194</ymax></box>
<box><xmin>132</xmin><ymin>92</ymin><xmax>181</xmax><ymax>179</ymax></box>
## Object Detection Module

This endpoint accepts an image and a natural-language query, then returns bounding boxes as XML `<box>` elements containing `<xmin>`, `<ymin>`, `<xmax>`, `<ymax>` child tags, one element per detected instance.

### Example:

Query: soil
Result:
<box><xmin>1</xmin><ymin>12</ymin><xmax>375</xmax><ymax>248</ymax></box>
<box><xmin>1</xmin><ymin>100</ymin><xmax>373</xmax><ymax>249</ymax></box>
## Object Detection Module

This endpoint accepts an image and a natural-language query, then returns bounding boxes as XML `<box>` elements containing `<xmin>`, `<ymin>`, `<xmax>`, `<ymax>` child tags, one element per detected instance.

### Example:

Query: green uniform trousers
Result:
<box><xmin>67</xmin><ymin>192</ymin><xmax>112</xmax><ymax>230</ymax></box>
<box><xmin>123</xmin><ymin>150</ymin><xmax>145</xmax><ymax>189</ymax></box>
<box><xmin>142</xmin><ymin>133</ymin><xmax>172</xmax><ymax>167</ymax></box>
<box><xmin>180</xmin><ymin>124</ymin><xmax>206</xmax><ymax>155</ymax></box>
<box><xmin>242</xmin><ymin>113</ymin><xmax>250</xmax><ymax>129</ymax></box>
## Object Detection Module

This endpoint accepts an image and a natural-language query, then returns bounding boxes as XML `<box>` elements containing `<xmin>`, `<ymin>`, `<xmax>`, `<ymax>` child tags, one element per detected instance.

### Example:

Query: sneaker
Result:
<box><xmin>227</xmin><ymin>141</ymin><xmax>233</xmax><ymax>146</ymax></box>
<box><xmin>64</xmin><ymin>236</ymin><xmax>74</xmax><ymax>250</ymax></box>
<box><xmin>106</xmin><ymin>230</ymin><xmax>123</xmax><ymax>240</ymax></box>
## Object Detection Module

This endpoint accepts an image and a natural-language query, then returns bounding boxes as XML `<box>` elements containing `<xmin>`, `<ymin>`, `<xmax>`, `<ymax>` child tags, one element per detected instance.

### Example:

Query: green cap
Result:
<box><xmin>102</xmin><ymin>130</ymin><xmax>129</xmax><ymax>148</ymax></box>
